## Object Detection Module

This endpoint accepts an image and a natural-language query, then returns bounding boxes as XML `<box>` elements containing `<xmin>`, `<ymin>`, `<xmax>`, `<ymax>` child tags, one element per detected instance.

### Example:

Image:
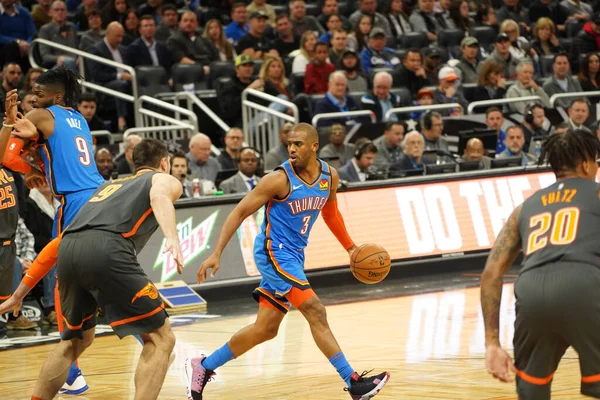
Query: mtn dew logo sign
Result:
<box><xmin>154</xmin><ymin>210</ymin><xmax>219</xmax><ymax>282</ymax></box>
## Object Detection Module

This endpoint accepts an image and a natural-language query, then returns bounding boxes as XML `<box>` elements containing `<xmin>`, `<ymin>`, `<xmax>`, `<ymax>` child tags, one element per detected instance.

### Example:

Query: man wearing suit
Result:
<box><xmin>127</xmin><ymin>14</ymin><xmax>173</xmax><ymax>70</ymax></box>
<box><xmin>166</xmin><ymin>10</ymin><xmax>219</xmax><ymax>72</ymax></box>
<box><xmin>312</xmin><ymin>71</ymin><xmax>364</xmax><ymax>128</ymax></box>
<box><xmin>338</xmin><ymin>141</ymin><xmax>377</xmax><ymax>183</ymax></box>
<box><xmin>88</xmin><ymin>21</ymin><xmax>130</xmax><ymax>132</ymax></box>
<box><xmin>220</xmin><ymin>147</ymin><xmax>261</xmax><ymax>194</ymax></box>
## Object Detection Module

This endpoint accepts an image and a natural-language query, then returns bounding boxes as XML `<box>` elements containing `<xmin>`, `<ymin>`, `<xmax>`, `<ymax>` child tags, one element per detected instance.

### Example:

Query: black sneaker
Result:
<box><xmin>344</xmin><ymin>370</ymin><xmax>390</xmax><ymax>400</ymax></box>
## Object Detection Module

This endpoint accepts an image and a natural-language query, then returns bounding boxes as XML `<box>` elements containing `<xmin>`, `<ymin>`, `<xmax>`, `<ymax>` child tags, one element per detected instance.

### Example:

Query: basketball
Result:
<box><xmin>350</xmin><ymin>243</ymin><xmax>391</xmax><ymax>284</ymax></box>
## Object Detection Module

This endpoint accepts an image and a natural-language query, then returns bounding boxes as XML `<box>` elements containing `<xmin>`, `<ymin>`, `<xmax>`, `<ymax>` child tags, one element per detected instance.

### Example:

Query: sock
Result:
<box><xmin>31</xmin><ymin>396</ymin><xmax>43</xmax><ymax>400</ymax></box>
<box><xmin>329</xmin><ymin>352</ymin><xmax>354</xmax><ymax>388</ymax></box>
<box><xmin>202</xmin><ymin>343</ymin><xmax>236</xmax><ymax>371</ymax></box>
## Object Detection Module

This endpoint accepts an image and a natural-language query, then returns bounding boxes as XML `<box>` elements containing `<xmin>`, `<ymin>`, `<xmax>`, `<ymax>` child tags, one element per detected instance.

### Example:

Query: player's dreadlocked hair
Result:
<box><xmin>538</xmin><ymin>129</ymin><xmax>600</xmax><ymax>178</ymax></box>
<box><xmin>35</xmin><ymin>67</ymin><xmax>82</xmax><ymax>107</ymax></box>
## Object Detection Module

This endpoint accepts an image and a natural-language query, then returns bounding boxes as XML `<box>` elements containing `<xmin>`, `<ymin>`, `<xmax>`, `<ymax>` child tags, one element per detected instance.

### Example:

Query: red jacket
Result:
<box><xmin>304</xmin><ymin>61</ymin><xmax>336</xmax><ymax>94</ymax></box>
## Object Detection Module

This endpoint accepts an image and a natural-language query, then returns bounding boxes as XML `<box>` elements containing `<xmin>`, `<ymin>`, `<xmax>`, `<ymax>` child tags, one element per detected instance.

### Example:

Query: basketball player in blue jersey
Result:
<box><xmin>188</xmin><ymin>123</ymin><xmax>390</xmax><ymax>400</ymax></box>
<box><xmin>1</xmin><ymin>68</ymin><xmax>104</xmax><ymax>395</ymax></box>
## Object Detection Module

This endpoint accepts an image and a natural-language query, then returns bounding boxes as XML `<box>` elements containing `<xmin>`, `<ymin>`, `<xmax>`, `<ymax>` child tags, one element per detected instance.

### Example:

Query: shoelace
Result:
<box><xmin>343</xmin><ymin>369</ymin><xmax>375</xmax><ymax>392</ymax></box>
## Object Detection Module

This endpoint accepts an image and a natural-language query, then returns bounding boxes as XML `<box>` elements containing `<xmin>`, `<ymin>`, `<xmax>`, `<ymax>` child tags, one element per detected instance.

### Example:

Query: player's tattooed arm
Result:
<box><xmin>481</xmin><ymin>205</ymin><xmax>522</xmax><ymax>347</ymax></box>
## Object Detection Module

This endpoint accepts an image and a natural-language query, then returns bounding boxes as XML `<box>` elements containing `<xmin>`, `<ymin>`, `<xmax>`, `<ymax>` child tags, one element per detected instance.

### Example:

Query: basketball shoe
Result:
<box><xmin>185</xmin><ymin>356</ymin><xmax>215</xmax><ymax>400</ymax></box>
<box><xmin>344</xmin><ymin>370</ymin><xmax>390</xmax><ymax>400</ymax></box>
<box><xmin>58</xmin><ymin>367</ymin><xmax>89</xmax><ymax>395</ymax></box>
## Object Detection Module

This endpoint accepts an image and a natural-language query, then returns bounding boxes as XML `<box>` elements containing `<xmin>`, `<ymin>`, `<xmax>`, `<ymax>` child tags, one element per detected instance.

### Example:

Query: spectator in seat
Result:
<box><xmin>520</xmin><ymin>103</ymin><xmax>547</xmax><ymax>152</ymax></box>
<box><xmin>291</xmin><ymin>30</ymin><xmax>317</xmax><ymax>74</ymax></box>
<box><xmin>217</xmin><ymin>54</ymin><xmax>280</xmax><ymax>127</ymax></box>
<box><xmin>488</xmin><ymin>33</ymin><xmax>519</xmax><ymax>80</ymax></box>
<box><xmin>170</xmin><ymin>151</ymin><xmax>191</xmax><ymax>198</ymax></box>
<box><xmin>340</xmin><ymin>50</ymin><xmax>368</xmax><ymax>92</ymax></box>
<box><xmin>484</xmin><ymin>106</ymin><xmax>506</xmax><ymax>154</ymax></box>
<box><xmin>421</xmin><ymin>111</ymin><xmax>449</xmax><ymax>153</ymax></box>
<box><xmin>0</xmin><ymin>63</ymin><xmax>22</xmax><ymax>115</ymax></box>
<box><xmin>187</xmin><ymin>132</ymin><xmax>221</xmax><ymax>182</ymax></box>
<box><xmin>117</xmin><ymin>133</ymin><xmax>142</xmax><ymax>174</ymax></box>
<box><xmin>203</xmin><ymin>19</ymin><xmax>235</xmax><ymax>62</ymax></box>
<box><xmin>373</xmin><ymin>121</ymin><xmax>405</xmax><ymax>170</ymax></box>
<box><xmin>573</xmin><ymin>14</ymin><xmax>600</xmax><ymax>63</ymax></box>
<box><xmin>530</xmin><ymin>17</ymin><xmax>564</xmax><ymax>58</ymax></box>
<box><xmin>567</xmin><ymin>98</ymin><xmax>592</xmax><ymax>133</ymax></box>
<box><xmin>448</xmin><ymin>0</ymin><xmax>472</xmax><ymax>33</ymax></box>
<box><xmin>433</xmin><ymin>66</ymin><xmax>468</xmax><ymax>116</ymax></box>
<box><xmin>289</xmin><ymin>0</ymin><xmax>323</xmax><ymax>38</ymax></box>
<box><xmin>22</xmin><ymin>182</ymin><xmax>59</xmax><ymax>325</ymax></box>
<box><xmin>304</xmin><ymin>41</ymin><xmax>335</xmax><ymax>94</ymax></box>
<box><xmin>88</xmin><ymin>21</ymin><xmax>130</xmax><ymax>132</ymax></box>
<box><xmin>272</xmin><ymin>14</ymin><xmax>299</xmax><ymax>59</ymax></box>
<box><xmin>77</xmin><ymin>92</ymin><xmax>106</xmax><ymax>131</ymax></box>
<box><xmin>528</xmin><ymin>0</ymin><xmax>567</xmax><ymax>36</ymax></box>
<box><xmin>553</xmin><ymin>121</ymin><xmax>570</xmax><ymax>135</ymax></box>
<box><xmin>128</xmin><ymin>14</ymin><xmax>173</xmax><ymax>70</ymax></box>
<box><xmin>349</xmin><ymin>0</ymin><xmax>392</xmax><ymax>38</ymax></box>
<box><xmin>220</xmin><ymin>147</ymin><xmax>261</xmax><ymax>194</ymax></box>
<box><xmin>23</xmin><ymin>67</ymin><xmax>43</xmax><ymax>92</ymax></box>
<box><xmin>0</xmin><ymin>0</ymin><xmax>36</xmax><ymax>71</ymax></box>
<box><xmin>459</xmin><ymin>138</ymin><xmax>490</xmax><ymax>169</ymax></box>
<box><xmin>473</xmin><ymin>3</ymin><xmax>498</xmax><ymax>32</ymax></box>
<box><xmin>31</xmin><ymin>0</ymin><xmax>52</xmax><ymax>30</ymax></box>
<box><xmin>319</xmin><ymin>124</ymin><xmax>355</xmax><ymax>168</ymax></box>
<box><xmin>386</xmin><ymin>0</ymin><xmax>412</xmax><ymax>40</ymax></box>
<box><xmin>542</xmin><ymin>53</ymin><xmax>582</xmax><ymax>110</ymax></box>
<box><xmin>265</xmin><ymin>122</ymin><xmax>292</xmax><ymax>170</ymax></box>
<box><xmin>496</xmin><ymin>126</ymin><xmax>537</xmax><ymax>165</ymax></box>
<box><xmin>319</xmin><ymin>13</ymin><xmax>343</xmax><ymax>45</ymax></box>
<box><xmin>347</xmin><ymin>14</ymin><xmax>372</xmax><ymax>54</ymax></box>
<box><xmin>409</xmin><ymin>0</ymin><xmax>442</xmax><ymax>43</ymax></box>
<box><xmin>9</xmin><ymin>219</ymin><xmax>38</xmax><ymax>330</ymax></box>
<box><xmin>500</xmin><ymin>19</ymin><xmax>530</xmax><ymax>60</ymax></box>
<box><xmin>122</xmin><ymin>9</ymin><xmax>140</xmax><ymax>46</ymax></box>
<box><xmin>95</xmin><ymin>147</ymin><xmax>115</xmax><ymax>180</ymax></box>
<box><xmin>360</xmin><ymin>27</ymin><xmax>400</xmax><ymax>74</ymax></box>
<box><xmin>471</xmin><ymin>61</ymin><xmax>507</xmax><ymax>105</ymax></box>
<box><xmin>217</xmin><ymin>127</ymin><xmax>244</xmax><ymax>170</ymax></box>
<box><xmin>225</xmin><ymin>3</ymin><xmax>249</xmax><ymax>45</ymax></box>
<box><xmin>78</xmin><ymin>10</ymin><xmax>104</xmax><ymax>51</ymax></box>
<box><xmin>38</xmin><ymin>0</ymin><xmax>79</xmax><ymax>69</ymax></box>
<box><xmin>313</xmin><ymin>71</ymin><xmax>363</xmax><ymax>127</ymax></box>
<box><xmin>328</xmin><ymin>29</ymin><xmax>348</xmax><ymax>68</ymax></box>
<box><xmin>495</xmin><ymin>0</ymin><xmax>530</xmax><ymax>34</ymax></box>
<box><xmin>435</xmin><ymin>0</ymin><xmax>453</xmax><ymax>28</ymax></box>
<box><xmin>236</xmin><ymin>11</ymin><xmax>278</xmax><ymax>60</ymax></box>
<box><xmin>455</xmin><ymin>37</ymin><xmax>481</xmax><ymax>84</ymax></box>
<box><xmin>560</xmin><ymin>0</ymin><xmax>592</xmax><ymax>22</ymax></box>
<box><xmin>506</xmin><ymin>59</ymin><xmax>551</xmax><ymax>114</ymax></box>
<box><xmin>155</xmin><ymin>4</ymin><xmax>177</xmax><ymax>42</ymax></box>
<box><xmin>361</xmin><ymin>71</ymin><xmax>401</xmax><ymax>121</ymax></box>
<box><xmin>167</xmin><ymin>11</ymin><xmax>219</xmax><ymax>71</ymax></box>
<box><xmin>338</xmin><ymin>141</ymin><xmax>377</xmax><ymax>182</ymax></box>
<box><xmin>318</xmin><ymin>0</ymin><xmax>352</xmax><ymax>32</ymax></box>
<box><xmin>246</xmin><ymin>0</ymin><xmax>276</xmax><ymax>27</ymax></box>
<box><xmin>20</xmin><ymin>91</ymin><xmax>36</xmax><ymax>114</ymax></box>
<box><xmin>73</xmin><ymin>0</ymin><xmax>98</xmax><ymax>31</ymax></box>
<box><xmin>136</xmin><ymin>0</ymin><xmax>162</xmax><ymax>25</ymax></box>
<box><xmin>578</xmin><ymin>53</ymin><xmax>600</xmax><ymax>102</ymax></box>
<box><xmin>422</xmin><ymin>46</ymin><xmax>441</xmax><ymax>85</ymax></box>
<box><xmin>392</xmin><ymin>49</ymin><xmax>428</xmax><ymax>98</ymax></box>
<box><xmin>100</xmin><ymin>0</ymin><xmax>127</xmax><ymax>28</ymax></box>
<box><xmin>390</xmin><ymin>131</ymin><xmax>433</xmax><ymax>172</ymax></box>
<box><xmin>410</xmin><ymin>88</ymin><xmax>434</xmax><ymax>120</ymax></box>
<box><xmin>259</xmin><ymin>56</ymin><xmax>292</xmax><ymax>99</ymax></box>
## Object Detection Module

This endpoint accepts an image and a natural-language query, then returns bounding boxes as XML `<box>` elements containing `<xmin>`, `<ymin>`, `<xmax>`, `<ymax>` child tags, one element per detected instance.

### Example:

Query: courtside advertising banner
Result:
<box><xmin>137</xmin><ymin>170</ymin><xmax>595</xmax><ymax>285</ymax></box>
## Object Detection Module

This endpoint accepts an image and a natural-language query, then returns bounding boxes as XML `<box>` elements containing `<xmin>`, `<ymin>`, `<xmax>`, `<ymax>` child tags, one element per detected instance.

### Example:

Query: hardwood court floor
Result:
<box><xmin>0</xmin><ymin>283</ymin><xmax>591</xmax><ymax>399</ymax></box>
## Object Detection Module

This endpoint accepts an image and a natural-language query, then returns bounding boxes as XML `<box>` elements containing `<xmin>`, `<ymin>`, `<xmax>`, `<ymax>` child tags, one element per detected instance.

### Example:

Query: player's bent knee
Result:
<box><xmin>299</xmin><ymin>297</ymin><xmax>328</xmax><ymax>326</ymax></box>
<box><xmin>141</xmin><ymin>319</ymin><xmax>176</xmax><ymax>352</ymax></box>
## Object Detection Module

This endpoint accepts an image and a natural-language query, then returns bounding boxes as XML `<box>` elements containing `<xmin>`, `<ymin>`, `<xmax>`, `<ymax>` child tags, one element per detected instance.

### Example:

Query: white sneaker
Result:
<box><xmin>58</xmin><ymin>367</ymin><xmax>89</xmax><ymax>395</ymax></box>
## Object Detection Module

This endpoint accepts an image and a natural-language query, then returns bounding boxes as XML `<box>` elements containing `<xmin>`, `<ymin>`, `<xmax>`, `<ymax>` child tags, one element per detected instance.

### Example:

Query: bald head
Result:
<box><xmin>124</xmin><ymin>134</ymin><xmax>142</xmax><ymax>164</ymax></box>
<box><xmin>464</xmin><ymin>138</ymin><xmax>484</xmax><ymax>162</ymax></box>
<box><xmin>105</xmin><ymin>22</ymin><xmax>124</xmax><ymax>48</ymax></box>
<box><xmin>189</xmin><ymin>133</ymin><xmax>212</xmax><ymax>163</ymax></box>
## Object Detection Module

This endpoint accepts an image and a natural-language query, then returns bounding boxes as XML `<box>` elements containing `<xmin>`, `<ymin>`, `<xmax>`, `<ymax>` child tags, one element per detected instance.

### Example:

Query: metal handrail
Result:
<box><xmin>312</xmin><ymin>110</ymin><xmax>376</xmax><ymax>126</ymax></box>
<box><xmin>549</xmin><ymin>91</ymin><xmax>600</xmax><ymax>107</ymax></box>
<box><xmin>242</xmin><ymin>88</ymin><xmax>299</xmax><ymax>122</ymax></box>
<box><xmin>385</xmin><ymin>103</ymin><xmax>463</xmax><ymax>121</ymax></box>
<box><xmin>135</xmin><ymin>95</ymin><xmax>199</xmax><ymax>132</ymax></box>
<box><xmin>91</xmin><ymin>129</ymin><xmax>113</xmax><ymax>144</ymax></box>
<box><xmin>159</xmin><ymin>91</ymin><xmax>230</xmax><ymax>133</ymax></box>
<box><xmin>243</xmin><ymin>100</ymin><xmax>295</xmax><ymax>121</ymax></box>
<box><xmin>467</xmin><ymin>96</ymin><xmax>541</xmax><ymax>114</ymax></box>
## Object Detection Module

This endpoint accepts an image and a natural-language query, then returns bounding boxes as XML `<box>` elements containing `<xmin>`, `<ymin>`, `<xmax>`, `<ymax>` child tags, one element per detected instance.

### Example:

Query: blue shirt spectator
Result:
<box><xmin>225</xmin><ymin>3</ymin><xmax>249</xmax><ymax>44</ymax></box>
<box><xmin>359</xmin><ymin>28</ymin><xmax>400</xmax><ymax>73</ymax></box>
<box><xmin>0</xmin><ymin>1</ymin><xmax>37</xmax><ymax>45</ymax></box>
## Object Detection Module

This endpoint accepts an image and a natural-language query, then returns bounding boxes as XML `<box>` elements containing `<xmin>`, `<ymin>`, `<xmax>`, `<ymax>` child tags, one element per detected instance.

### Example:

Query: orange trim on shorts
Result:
<box><xmin>258</xmin><ymin>297</ymin><xmax>284</xmax><ymax>313</ymax></box>
<box><xmin>0</xmin><ymin>295</ymin><xmax>10</xmax><ymax>300</ymax></box>
<box><xmin>256</xmin><ymin>288</ymin><xmax>290</xmax><ymax>312</ymax></box>
<box><xmin>63</xmin><ymin>313</ymin><xmax>94</xmax><ymax>331</ymax></box>
<box><xmin>582</xmin><ymin>374</ymin><xmax>600</xmax><ymax>383</ymax></box>
<box><xmin>109</xmin><ymin>302</ymin><xmax>165</xmax><ymax>328</ymax></box>
<box><xmin>286</xmin><ymin>287</ymin><xmax>316</xmax><ymax>308</ymax></box>
<box><xmin>516</xmin><ymin>369</ymin><xmax>554</xmax><ymax>385</ymax></box>
<box><xmin>122</xmin><ymin>208</ymin><xmax>153</xmax><ymax>238</ymax></box>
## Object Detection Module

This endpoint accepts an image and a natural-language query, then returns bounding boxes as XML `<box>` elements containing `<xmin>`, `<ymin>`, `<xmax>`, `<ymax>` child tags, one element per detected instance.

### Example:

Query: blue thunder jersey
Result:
<box><xmin>37</xmin><ymin>105</ymin><xmax>104</xmax><ymax>197</ymax></box>
<box><xmin>258</xmin><ymin>160</ymin><xmax>332</xmax><ymax>251</ymax></box>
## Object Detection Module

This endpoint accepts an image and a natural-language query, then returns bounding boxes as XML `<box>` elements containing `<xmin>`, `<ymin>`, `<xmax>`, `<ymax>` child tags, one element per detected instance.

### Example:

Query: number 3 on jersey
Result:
<box><xmin>300</xmin><ymin>215</ymin><xmax>311</xmax><ymax>235</ymax></box>
<box><xmin>526</xmin><ymin>207</ymin><xmax>580</xmax><ymax>255</ymax></box>
<box><xmin>75</xmin><ymin>136</ymin><xmax>91</xmax><ymax>166</ymax></box>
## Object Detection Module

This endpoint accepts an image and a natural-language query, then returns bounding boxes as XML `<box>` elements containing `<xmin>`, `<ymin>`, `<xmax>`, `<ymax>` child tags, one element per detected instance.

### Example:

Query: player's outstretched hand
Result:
<box><xmin>4</xmin><ymin>89</ymin><xmax>19</xmax><ymax>124</ymax></box>
<box><xmin>163</xmin><ymin>236</ymin><xmax>184</xmax><ymax>274</ymax></box>
<box><xmin>25</xmin><ymin>168</ymin><xmax>47</xmax><ymax>189</ymax></box>
<box><xmin>0</xmin><ymin>294</ymin><xmax>23</xmax><ymax>317</ymax></box>
<box><xmin>13</xmin><ymin>115</ymin><xmax>38</xmax><ymax>139</ymax></box>
<box><xmin>485</xmin><ymin>344</ymin><xmax>516</xmax><ymax>383</ymax></box>
<box><xmin>197</xmin><ymin>253</ymin><xmax>220</xmax><ymax>284</ymax></box>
